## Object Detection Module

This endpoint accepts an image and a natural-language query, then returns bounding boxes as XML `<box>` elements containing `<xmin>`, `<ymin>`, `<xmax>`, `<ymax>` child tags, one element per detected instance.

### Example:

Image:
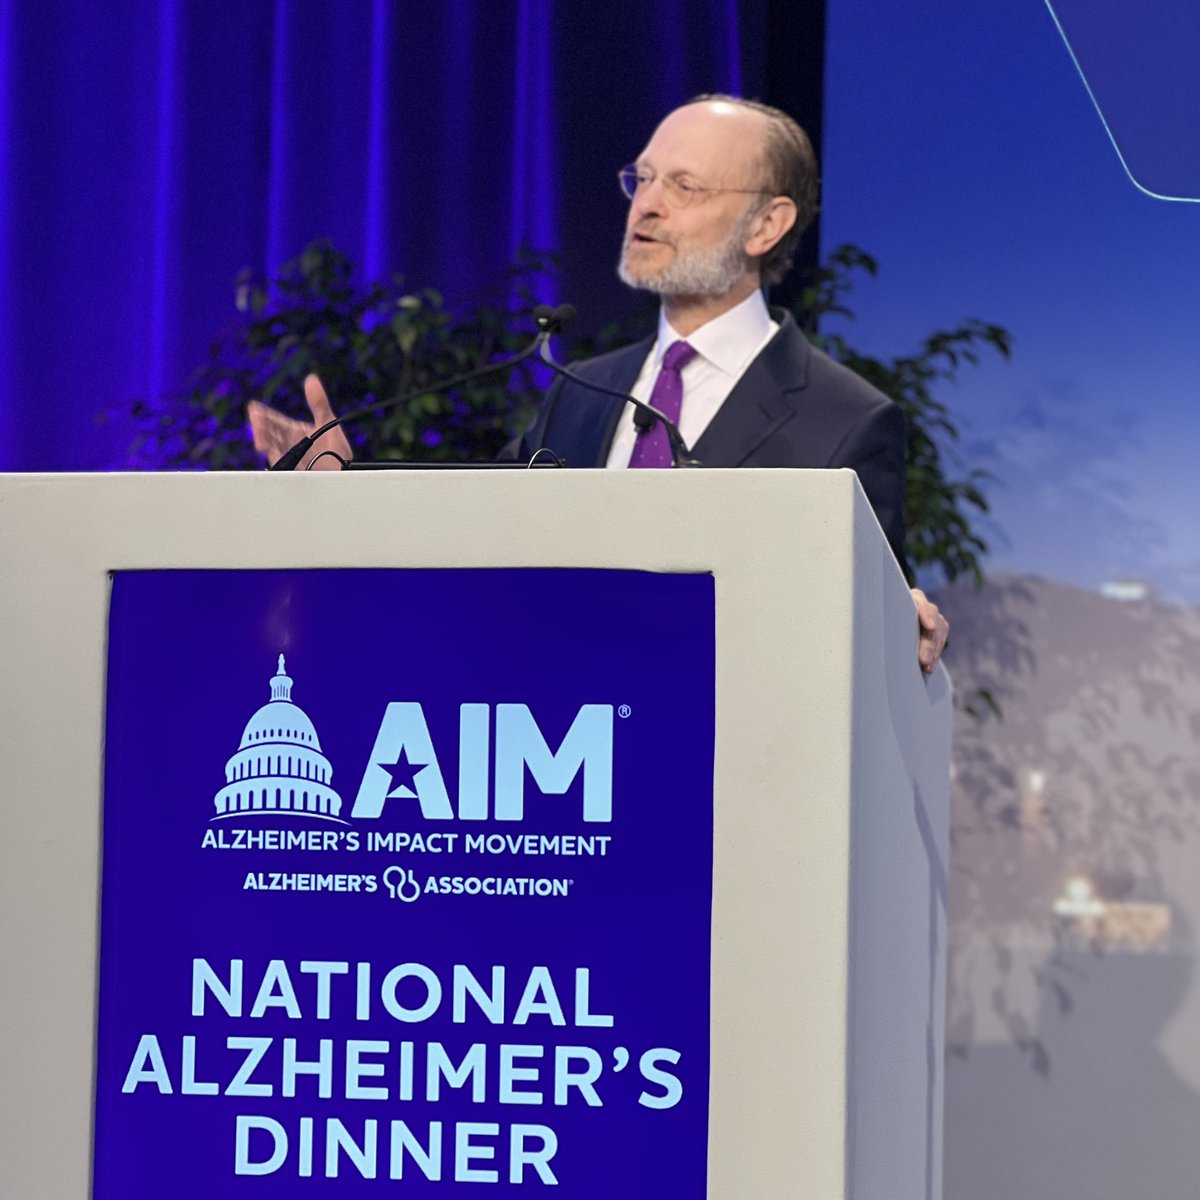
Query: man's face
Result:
<box><xmin>618</xmin><ymin>101</ymin><xmax>770</xmax><ymax>298</ymax></box>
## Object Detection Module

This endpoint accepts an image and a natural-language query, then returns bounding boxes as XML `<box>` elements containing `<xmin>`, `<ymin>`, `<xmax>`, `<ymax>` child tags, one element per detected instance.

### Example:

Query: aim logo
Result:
<box><xmin>211</xmin><ymin>655</ymin><xmax>615</xmax><ymax>827</ymax></box>
<box><xmin>212</xmin><ymin>656</ymin><xmax>343</xmax><ymax>822</ymax></box>
<box><xmin>350</xmin><ymin>702</ymin><xmax>614</xmax><ymax>823</ymax></box>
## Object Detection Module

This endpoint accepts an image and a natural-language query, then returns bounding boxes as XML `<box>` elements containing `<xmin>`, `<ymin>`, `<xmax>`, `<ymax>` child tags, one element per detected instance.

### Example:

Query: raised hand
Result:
<box><xmin>247</xmin><ymin>374</ymin><xmax>352</xmax><ymax>470</ymax></box>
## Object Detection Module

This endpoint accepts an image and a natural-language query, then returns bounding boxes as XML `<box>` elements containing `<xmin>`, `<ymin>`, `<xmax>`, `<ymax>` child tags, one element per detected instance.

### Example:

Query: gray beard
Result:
<box><xmin>618</xmin><ymin>213</ymin><xmax>755</xmax><ymax>297</ymax></box>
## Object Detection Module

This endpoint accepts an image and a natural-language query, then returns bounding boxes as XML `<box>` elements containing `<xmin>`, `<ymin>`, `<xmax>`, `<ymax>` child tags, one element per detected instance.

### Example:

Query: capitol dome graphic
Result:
<box><xmin>212</xmin><ymin>655</ymin><xmax>343</xmax><ymax>821</ymax></box>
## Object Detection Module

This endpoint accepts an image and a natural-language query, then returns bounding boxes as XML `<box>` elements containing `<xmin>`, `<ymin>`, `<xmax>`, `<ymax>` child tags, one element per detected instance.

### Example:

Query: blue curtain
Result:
<box><xmin>0</xmin><ymin>0</ymin><xmax>761</xmax><ymax>469</ymax></box>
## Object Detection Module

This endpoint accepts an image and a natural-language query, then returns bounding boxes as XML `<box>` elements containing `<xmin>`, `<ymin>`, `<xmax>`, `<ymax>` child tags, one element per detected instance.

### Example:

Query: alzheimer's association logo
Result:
<box><xmin>211</xmin><ymin>655</ymin><xmax>344</xmax><ymax>823</ymax></box>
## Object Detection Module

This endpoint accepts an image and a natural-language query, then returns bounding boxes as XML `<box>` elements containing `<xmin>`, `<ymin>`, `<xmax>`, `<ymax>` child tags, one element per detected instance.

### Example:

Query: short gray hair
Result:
<box><xmin>689</xmin><ymin>94</ymin><xmax>820</xmax><ymax>285</ymax></box>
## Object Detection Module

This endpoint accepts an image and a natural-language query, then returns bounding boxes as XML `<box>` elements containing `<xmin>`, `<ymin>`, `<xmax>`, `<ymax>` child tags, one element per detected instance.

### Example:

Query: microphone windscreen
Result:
<box><xmin>550</xmin><ymin>304</ymin><xmax>577</xmax><ymax>333</ymax></box>
<box><xmin>633</xmin><ymin>407</ymin><xmax>655</xmax><ymax>433</ymax></box>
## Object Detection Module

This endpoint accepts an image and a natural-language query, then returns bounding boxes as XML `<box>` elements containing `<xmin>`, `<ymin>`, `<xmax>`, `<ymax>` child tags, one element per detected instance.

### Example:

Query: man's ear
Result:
<box><xmin>744</xmin><ymin>197</ymin><xmax>798</xmax><ymax>259</ymax></box>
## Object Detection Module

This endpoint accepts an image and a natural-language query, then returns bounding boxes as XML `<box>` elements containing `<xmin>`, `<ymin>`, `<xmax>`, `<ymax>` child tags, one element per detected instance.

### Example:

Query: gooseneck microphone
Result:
<box><xmin>269</xmin><ymin>306</ymin><xmax>567</xmax><ymax>471</ymax></box>
<box><xmin>532</xmin><ymin>309</ymin><xmax>696</xmax><ymax>468</ymax></box>
<box><xmin>537</xmin><ymin>326</ymin><xmax>701</xmax><ymax>469</ymax></box>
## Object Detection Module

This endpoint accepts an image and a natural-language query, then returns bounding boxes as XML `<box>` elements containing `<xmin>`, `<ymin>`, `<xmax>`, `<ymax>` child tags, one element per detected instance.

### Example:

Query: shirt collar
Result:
<box><xmin>654</xmin><ymin>289</ymin><xmax>774</xmax><ymax>377</ymax></box>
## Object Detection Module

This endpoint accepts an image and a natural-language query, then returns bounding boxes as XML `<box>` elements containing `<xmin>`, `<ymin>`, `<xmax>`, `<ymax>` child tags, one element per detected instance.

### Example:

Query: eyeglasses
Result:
<box><xmin>617</xmin><ymin>164</ymin><xmax>769</xmax><ymax>209</ymax></box>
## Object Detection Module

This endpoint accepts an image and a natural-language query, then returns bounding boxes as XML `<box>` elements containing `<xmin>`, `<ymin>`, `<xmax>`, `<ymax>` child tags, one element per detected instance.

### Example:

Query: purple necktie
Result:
<box><xmin>628</xmin><ymin>340</ymin><xmax>698</xmax><ymax>468</ymax></box>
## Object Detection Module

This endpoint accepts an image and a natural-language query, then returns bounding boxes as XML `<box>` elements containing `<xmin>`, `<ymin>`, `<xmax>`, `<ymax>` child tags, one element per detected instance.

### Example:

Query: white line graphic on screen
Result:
<box><xmin>1045</xmin><ymin>0</ymin><xmax>1200</xmax><ymax>203</ymax></box>
<box><xmin>211</xmin><ymin>654</ymin><xmax>346</xmax><ymax>823</ymax></box>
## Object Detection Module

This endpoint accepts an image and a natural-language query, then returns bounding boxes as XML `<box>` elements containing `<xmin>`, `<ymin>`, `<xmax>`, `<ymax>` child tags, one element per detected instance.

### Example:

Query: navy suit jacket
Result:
<box><xmin>510</xmin><ymin>311</ymin><xmax>909</xmax><ymax>576</ymax></box>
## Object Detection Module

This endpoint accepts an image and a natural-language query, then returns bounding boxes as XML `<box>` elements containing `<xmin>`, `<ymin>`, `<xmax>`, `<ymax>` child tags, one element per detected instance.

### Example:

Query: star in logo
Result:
<box><xmin>381</xmin><ymin>746</ymin><xmax>427</xmax><ymax>798</ymax></box>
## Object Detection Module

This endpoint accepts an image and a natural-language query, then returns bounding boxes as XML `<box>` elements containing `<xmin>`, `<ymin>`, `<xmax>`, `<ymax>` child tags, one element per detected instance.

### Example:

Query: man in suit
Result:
<box><xmin>249</xmin><ymin>96</ymin><xmax>948</xmax><ymax>672</ymax></box>
<box><xmin>508</xmin><ymin>283</ymin><xmax>907</xmax><ymax>573</ymax></box>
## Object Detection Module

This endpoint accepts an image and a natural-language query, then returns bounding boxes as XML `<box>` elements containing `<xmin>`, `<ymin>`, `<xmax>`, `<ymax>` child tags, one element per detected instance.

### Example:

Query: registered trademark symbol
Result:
<box><xmin>618</xmin><ymin>704</ymin><xmax>631</xmax><ymax>719</ymax></box>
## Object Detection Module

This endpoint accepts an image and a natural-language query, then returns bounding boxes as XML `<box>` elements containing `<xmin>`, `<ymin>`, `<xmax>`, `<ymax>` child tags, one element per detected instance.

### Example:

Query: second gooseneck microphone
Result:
<box><xmin>536</xmin><ymin>308</ymin><xmax>700</xmax><ymax>469</ymax></box>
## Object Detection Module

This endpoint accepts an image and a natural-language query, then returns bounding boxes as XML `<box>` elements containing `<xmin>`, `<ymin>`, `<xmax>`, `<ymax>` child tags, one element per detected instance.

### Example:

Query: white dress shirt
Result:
<box><xmin>605</xmin><ymin>289</ymin><xmax>780</xmax><ymax>468</ymax></box>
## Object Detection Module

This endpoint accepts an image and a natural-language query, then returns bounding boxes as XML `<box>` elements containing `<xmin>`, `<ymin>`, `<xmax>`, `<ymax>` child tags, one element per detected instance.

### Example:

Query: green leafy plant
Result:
<box><xmin>793</xmin><ymin>244</ymin><xmax>1012</xmax><ymax>588</ymax></box>
<box><xmin>127</xmin><ymin>241</ymin><xmax>550</xmax><ymax>470</ymax></box>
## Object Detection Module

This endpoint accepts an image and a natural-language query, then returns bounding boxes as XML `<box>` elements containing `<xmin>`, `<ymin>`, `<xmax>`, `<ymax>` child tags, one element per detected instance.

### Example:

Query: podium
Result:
<box><xmin>0</xmin><ymin>469</ymin><xmax>949</xmax><ymax>1198</ymax></box>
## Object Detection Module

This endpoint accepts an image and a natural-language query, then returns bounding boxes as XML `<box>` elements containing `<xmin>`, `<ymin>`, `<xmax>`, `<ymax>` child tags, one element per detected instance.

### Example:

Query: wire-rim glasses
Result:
<box><xmin>617</xmin><ymin>164</ymin><xmax>770</xmax><ymax>208</ymax></box>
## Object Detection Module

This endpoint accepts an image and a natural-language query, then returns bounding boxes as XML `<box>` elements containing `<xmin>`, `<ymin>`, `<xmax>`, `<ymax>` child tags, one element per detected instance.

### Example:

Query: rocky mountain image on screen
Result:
<box><xmin>941</xmin><ymin>574</ymin><xmax>1200</xmax><ymax>1200</ymax></box>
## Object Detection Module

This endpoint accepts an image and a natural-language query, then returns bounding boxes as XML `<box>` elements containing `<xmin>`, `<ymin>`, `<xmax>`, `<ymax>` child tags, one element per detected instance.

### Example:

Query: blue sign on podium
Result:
<box><xmin>94</xmin><ymin>568</ymin><xmax>715</xmax><ymax>1196</ymax></box>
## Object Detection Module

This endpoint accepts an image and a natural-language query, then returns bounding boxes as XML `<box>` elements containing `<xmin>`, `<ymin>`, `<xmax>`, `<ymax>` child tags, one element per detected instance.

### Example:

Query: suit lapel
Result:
<box><xmin>582</xmin><ymin>336</ymin><xmax>653</xmax><ymax>465</ymax></box>
<box><xmin>689</xmin><ymin>313</ymin><xmax>811</xmax><ymax>466</ymax></box>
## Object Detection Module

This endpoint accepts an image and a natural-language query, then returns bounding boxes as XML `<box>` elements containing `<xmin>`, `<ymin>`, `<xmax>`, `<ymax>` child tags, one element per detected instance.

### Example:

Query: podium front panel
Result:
<box><xmin>0</xmin><ymin>470</ymin><xmax>949</xmax><ymax>1199</ymax></box>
